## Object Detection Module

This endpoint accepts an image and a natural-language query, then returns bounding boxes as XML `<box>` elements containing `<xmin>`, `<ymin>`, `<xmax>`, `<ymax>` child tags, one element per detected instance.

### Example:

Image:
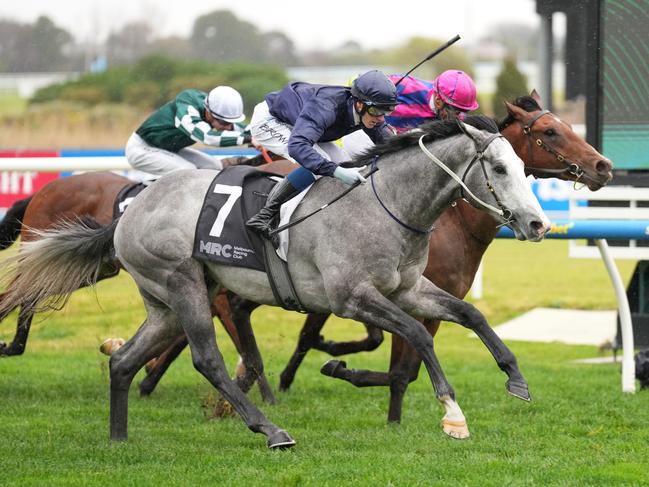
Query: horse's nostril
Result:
<box><xmin>530</xmin><ymin>220</ymin><xmax>548</xmax><ymax>236</ymax></box>
<box><xmin>596</xmin><ymin>159</ymin><xmax>612</xmax><ymax>175</ymax></box>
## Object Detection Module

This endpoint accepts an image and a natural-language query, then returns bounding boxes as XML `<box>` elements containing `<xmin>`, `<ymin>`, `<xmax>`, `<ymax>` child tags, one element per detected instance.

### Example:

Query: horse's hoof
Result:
<box><xmin>441</xmin><ymin>419</ymin><xmax>470</xmax><ymax>439</ymax></box>
<box><xmin>506</xmin><ymin>379</ymin><xmax>531</xmax><ymax>401</ymax></box>
<box><xmin>320</xmin><ymin>359</ymin><xmax>346</xmax><ymax>377</ymax></box>
<box><xmin>99</xmin><ymin>337</ymin><xmax>125</xmax><ymax>356</ymax></box>
<box><xmin>267</xmin><ymin>429</ymin><xmax>296</xmax><ymax>449</ymax></box>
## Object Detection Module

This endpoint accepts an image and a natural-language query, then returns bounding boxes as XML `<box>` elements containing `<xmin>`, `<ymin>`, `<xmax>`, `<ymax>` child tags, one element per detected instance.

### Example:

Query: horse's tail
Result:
<box><xmin>0</xmin><ymin>197</ymin><xmax>32</xmax><ymax>250</ymax></box>
<box><xmin>0</xmin><ymin>216</ymin><xmax>118</xmax><ymax>317</ymax></box>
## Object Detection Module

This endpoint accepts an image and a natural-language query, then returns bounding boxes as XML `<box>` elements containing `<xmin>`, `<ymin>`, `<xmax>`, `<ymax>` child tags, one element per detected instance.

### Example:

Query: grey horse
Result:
<box><xmin>0</xmin><ymin>118</ymin><xmax>550</xmax><ymax>448</ymax></box>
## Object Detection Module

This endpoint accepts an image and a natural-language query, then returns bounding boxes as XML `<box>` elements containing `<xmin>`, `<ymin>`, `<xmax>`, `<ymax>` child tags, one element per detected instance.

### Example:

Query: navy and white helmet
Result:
<box><xmin>351</xmin><ymin>70</ymin><xmax>397</xmax><ymax>109</ymax></box>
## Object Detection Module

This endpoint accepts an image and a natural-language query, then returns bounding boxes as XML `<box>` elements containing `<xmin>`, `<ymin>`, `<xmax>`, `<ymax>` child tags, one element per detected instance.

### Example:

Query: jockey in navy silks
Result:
<box><xmin>245</xmin><ymin>69</ymin><xmax>398</xmax><ymax>239</ymax></box>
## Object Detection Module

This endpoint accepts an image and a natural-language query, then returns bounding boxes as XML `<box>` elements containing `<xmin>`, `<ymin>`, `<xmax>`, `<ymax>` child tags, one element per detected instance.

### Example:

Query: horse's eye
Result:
<box><xmin>544</xmin><ymin>128</ymin><xmax>557</xmax><ymax>137</ymax></box>
<box><xmin>494</xmin><ymin>165</ymin><xmax>506</xmax><ymax>175</ymax></box>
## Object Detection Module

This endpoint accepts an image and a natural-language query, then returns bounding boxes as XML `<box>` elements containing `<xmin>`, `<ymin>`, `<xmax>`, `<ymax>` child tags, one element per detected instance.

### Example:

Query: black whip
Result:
<box><xmin>394</xmin><ymin>35</ymin><xmax>461</xmax><ymax>86</ymax></box>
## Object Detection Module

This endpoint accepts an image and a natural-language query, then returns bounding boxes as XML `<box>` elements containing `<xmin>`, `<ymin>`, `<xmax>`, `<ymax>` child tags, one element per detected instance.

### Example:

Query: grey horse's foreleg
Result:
<box><xmin>332</xmin><ymin>283</ymin><xmax>468</xmax><ymax>437</ymax></box>
<box><xmin>394</xmin><ymin>278</ymin><xmax>530</xmax><ymax>401</ymax></box>
<box><xmin>227</xmin><ymin>298</ymin><xmax>270</xmax><ymax>400</ymax></box>
<box><xmin>335</xmin><ymin>284</ymin><xmax>454</xmax><ymax>401</ymax></box>
<box><xmin>168</xmin><ymin>262</ymin><xmax>293</xmax><ymax>448</ymax></box>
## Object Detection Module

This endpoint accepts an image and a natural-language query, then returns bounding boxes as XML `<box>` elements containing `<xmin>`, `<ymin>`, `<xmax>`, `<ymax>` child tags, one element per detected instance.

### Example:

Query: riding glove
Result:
<box><xmin>333</xmin><ymin>166</ymin><xmax>367</xmax><ymax>186</ymax></box>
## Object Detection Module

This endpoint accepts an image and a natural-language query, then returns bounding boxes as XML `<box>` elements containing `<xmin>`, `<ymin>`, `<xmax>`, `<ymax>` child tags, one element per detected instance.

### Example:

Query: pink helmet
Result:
<box><xmin>430</xmin><ymin>70</ymin><xmax>479</xmax><ymax>111</ymax></box>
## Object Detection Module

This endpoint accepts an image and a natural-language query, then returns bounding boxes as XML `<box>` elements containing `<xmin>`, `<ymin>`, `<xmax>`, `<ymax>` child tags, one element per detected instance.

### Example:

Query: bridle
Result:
<box><xmin>519</xmin><ymin>109</ymin><xmax>593</xmax><ymax>185</ymax></box>
<box><xmin>370</xmin><ymin>130</ymin><xmax>516</xmax><ymax>235</ymax></box>
<box><xmin>457</xmin><ymin>132</ymin><xmax>514</xmax><ymax>224</ymax></box>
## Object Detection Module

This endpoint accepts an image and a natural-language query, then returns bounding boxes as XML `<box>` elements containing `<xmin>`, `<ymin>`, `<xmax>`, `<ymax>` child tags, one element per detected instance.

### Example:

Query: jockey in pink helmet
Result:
<box><xmin>385</xmin><ymin>70</ymin><xmax>478</xmax><ymax>134</ymax></box>
<box><xmin>430</xmin><ymin>69</ymin><xmax>479</xmax><ymax>121</ymax></box>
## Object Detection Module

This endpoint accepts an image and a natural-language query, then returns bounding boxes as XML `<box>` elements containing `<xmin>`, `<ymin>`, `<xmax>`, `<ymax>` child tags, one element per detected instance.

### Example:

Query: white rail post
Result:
<box><xmin>595</xmin><ymin>239</ymin><xmax>636</xmax><ymax>393</ymax></box>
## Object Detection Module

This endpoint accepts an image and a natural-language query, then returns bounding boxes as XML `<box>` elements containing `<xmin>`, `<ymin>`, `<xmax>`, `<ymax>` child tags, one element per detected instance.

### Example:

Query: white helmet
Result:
<box><xmin>204</xmin><ymin>86</ymin><xmax>245</xmax><ymax>123</ymax></box>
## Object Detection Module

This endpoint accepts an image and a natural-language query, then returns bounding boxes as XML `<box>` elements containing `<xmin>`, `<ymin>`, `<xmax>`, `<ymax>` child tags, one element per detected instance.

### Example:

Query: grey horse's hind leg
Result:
<box><xmin>394</xmin><ymin>278</ymin><xmax>530</xmax><ymax>401</ymax></box>
<box><xmin>168</xmin><ymin>261</ymin><xmax>294</xmax><ymax>449</ymax></box>
<box><xmin>110</xmin><ymin>296</ymin><xmax>184</xmax><ymax>441</ymax></box>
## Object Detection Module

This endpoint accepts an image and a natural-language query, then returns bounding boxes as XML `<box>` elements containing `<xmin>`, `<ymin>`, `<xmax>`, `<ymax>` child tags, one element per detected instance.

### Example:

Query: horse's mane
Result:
<box><xmin>355</xmin><ymin>115</ymin><xmax>498</xmax><ymax>166</ymax></box>
<box><xmin>497</xmin><ymin>96</ymin><xmax>542</xmax><ymax>130</ymax></box>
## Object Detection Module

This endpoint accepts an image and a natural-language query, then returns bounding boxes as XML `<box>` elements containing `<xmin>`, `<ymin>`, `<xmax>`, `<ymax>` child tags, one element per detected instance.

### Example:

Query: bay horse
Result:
<box><xmin>138</xmin><ymin>93</ymin><xmax>613</xmax><ymax>411</ymax></box>
<box><xmin>0</xmin><ymin>117</ymin><xmax>550</xmax><ymax>447</ymax></box>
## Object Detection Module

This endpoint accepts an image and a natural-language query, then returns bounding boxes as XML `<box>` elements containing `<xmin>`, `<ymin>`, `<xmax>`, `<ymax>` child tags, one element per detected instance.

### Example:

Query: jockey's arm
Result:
<box><xmin>288</xmin><ymin>100</ymin><xmax>338</xmax><ymax>176</ymax></box>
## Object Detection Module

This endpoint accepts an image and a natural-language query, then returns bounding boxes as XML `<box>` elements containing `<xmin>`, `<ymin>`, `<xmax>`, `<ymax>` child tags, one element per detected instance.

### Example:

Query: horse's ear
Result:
<box><xmin>456</xmin><ymin>118</ymin><xmax>478</xmax><ymax>142</ymax></box>
<box><xmin>530</xmin><ymin>89</ymin><xmax>543</xmax><ymax>107</ymax></box>
<box><xmin>456</xmin><ymin>118</ymin><xmax>469</xmax><ymax>136</ymax></box>
<box><xmin>505</xmin><ymin>100</ymin><xmax>526</xmax><ymax>120</ymax></box>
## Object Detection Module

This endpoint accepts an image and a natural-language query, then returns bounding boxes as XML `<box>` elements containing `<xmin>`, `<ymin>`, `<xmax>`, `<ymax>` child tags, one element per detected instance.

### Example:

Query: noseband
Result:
<box><xmin>520</xmin><ymin>109</ymin><xmax>589</xmax><ymax>183</ymax></box>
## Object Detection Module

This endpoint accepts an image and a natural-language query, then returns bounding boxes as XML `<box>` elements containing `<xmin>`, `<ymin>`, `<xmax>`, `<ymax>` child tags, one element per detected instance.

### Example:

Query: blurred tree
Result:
<box><xmin>31</xmin><ymin>56</ymin><xmax>288</xmax><ymax>115</ymax></box>
<box><xmin>0</xmin><ymin>16</ymin><xmax>74</xmax><ymax>72</ymax></box>
<box><xmin>147</xmin><ymin>36</ymin><xmax>193</xmax><ymax>60</ymax></box>
<box><xmin>190</xmin><ymin>10</ymin><xmax>266</xmax><ymax>63</ymax></box>
<box><xmin>492</xmin><ymin>56</ymin><xmax>528</xmax><ymax>118</ymax></box>
<box><xmin>106</xmin><ymin>21</ymin><xmax>154</xmax><ymax>66</ymax></box>
<box><xmin>0</xmin><ymin>20</ymin><xmax>28</xmax><ymax>71</ymax></box>
<box><xmin>261</xmin><ymin>31</ymin><xmax>298</xmax><ymax>67</ymax></box>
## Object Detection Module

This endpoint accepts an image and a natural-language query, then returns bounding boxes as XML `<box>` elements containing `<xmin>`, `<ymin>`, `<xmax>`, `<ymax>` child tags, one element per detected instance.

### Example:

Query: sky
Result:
<box><xmin>0</xmin><ymin>0</ymin><xmax>548</xmax><ymax>51</ymax></box>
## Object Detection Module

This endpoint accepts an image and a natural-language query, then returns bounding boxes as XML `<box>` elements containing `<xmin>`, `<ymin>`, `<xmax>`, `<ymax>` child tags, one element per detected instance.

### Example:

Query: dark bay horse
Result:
<box><xmin>138</xmin><ymin>93</ymin><xmax>613</xmax><ymax>419</ymax></box>
<box><xmin>0</xmin><ymin>118</ymin><xmax>550</xmax><ymax>446</ymax></box>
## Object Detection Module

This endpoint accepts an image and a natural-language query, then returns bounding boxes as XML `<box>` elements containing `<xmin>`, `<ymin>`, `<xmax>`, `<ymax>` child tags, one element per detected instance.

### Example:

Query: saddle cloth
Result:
<box><xmin>193</xmin><ymin>166</ymin><xmax>281</xmax><ymax>271</ymax></box>
<box><xmin>112</xmin><ymin>168</ymin><xmax>309</xmax><ymax>270</ymax></box>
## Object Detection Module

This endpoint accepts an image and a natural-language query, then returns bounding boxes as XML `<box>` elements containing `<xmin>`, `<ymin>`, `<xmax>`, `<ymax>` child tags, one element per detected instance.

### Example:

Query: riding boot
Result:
<box><xmin>246</xmin><ymin>178</ymin><xmax>300</xmax><ymax>240</ymax></box>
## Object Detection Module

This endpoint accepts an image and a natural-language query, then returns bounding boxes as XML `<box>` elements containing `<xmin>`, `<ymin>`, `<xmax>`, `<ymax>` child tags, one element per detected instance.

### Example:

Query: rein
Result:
<box><xmin>370</xmin><ymin>157</ymin><xmax>432</xmax><ymax>235</ymax></box>
<box><xmin>519</xmin><ymin>109</ymin><xmax>594</xmax><ymax>188</ymax></box>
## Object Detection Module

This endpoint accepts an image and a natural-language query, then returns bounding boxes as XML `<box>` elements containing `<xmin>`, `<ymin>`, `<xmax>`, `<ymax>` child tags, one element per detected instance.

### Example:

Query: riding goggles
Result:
<box><xmin>365</xmin><ymin>104</ymin><xmax>396</xmax><ymax>117</ymax></box>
